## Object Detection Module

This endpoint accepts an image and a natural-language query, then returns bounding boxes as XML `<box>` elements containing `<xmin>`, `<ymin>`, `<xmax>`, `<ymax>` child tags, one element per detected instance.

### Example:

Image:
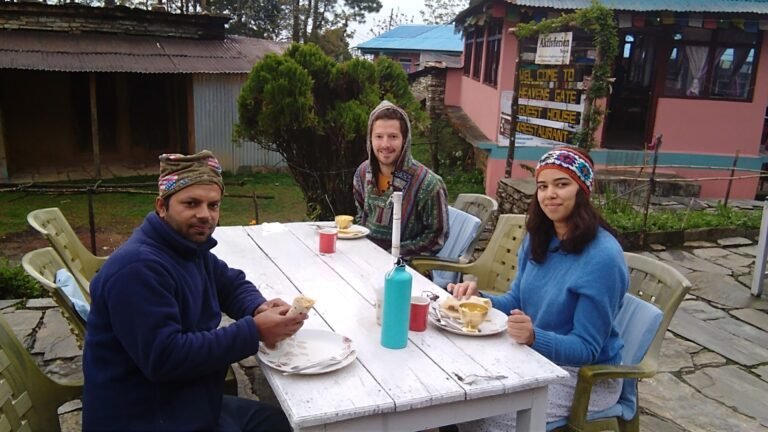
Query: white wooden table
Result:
<box><xmin>212</xmin><ymin>223</ymin><xmax>568</xmax><ymax>432</ymax></box>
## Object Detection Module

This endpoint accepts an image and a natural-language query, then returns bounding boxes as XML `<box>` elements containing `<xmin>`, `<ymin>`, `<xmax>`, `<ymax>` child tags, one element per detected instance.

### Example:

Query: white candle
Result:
<box><xmin>391</xmin><ymin>191</ymin><xmax>402</xmax><ymax>257</ymax></box>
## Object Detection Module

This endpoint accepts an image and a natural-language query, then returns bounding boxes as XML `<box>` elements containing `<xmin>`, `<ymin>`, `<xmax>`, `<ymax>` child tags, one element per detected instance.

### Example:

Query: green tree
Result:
<box><xmin>314</xmin><ymin>27</ymin><xmax>353</xmax><ymax>61</ymax></box>
<box><xmin>208</xmin><ymin>0</ymin><xmax>290</xmax><ymax>39</ymax></box>
<box><xmin>236</xmin><ymin>43</ymin><xmax>424</xmax><ymax>220</ymax></box>
<box><xmin>420</xmin><ymin>0</ymin><xmax>467</xmax><ymax>25</ymax></box>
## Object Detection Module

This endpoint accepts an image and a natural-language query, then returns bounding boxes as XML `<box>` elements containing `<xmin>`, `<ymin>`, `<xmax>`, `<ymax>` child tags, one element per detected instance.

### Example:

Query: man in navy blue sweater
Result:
<box><xmin>83</xmin><ymin>150</ymin><xmax>306</xmax><ymax>431</ymax></box>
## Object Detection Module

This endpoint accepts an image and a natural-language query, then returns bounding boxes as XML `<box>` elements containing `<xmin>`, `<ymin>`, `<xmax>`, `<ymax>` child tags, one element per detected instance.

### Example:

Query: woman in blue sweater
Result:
<box><xmin>449</xmin><ymin>146</ymin><xmax>629</xmax><ymax>430</ymax></box>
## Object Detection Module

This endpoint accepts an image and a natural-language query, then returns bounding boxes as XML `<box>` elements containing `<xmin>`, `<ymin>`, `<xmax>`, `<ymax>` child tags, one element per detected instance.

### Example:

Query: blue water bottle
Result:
<box><xmin>380</xmin><ymin>257</ymin><xmax>412</xmax><ymax>349</ymax></box>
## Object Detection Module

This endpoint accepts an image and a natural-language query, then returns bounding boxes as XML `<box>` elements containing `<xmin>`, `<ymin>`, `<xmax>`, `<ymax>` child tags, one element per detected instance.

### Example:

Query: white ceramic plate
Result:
<box><xmin>312</xmin><ymin>223</ymin><xmax>369</xmax><ymax>240</ymax></box>
<box><xmin>429</xmin><ymin>307</ymin><xmax>507</xmax><ymax>337</ymax></box>
<box><xmin>337</xmin><ymin>224</ymin><xmax>370</xmax><ymax>240</ymax></box>
<box><xmin>257</xmin><ymin>329</ymin><xmax>356</xmax><ymax>375</ymax></box>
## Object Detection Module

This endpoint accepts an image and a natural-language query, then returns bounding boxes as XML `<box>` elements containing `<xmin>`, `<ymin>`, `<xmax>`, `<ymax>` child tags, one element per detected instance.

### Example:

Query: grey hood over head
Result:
<box><xmin>366</xmin><ymin>100</ymin><xmax>414</xmax><ymax>174</ymax></box>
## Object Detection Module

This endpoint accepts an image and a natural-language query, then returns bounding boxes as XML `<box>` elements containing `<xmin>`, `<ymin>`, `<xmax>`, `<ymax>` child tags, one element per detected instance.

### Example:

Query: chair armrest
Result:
<box><xmin>566</xmin><ymin>362</ymin><xmax>656</xmax><ymax>431</ymax></box>
<box><xmin>408</xmin><ymin>256</ymin><xmax>475</xmax><ymax>276</ymax></box>
<box><xmin>578</xmin><ymin>362</ymin><xmax>656</xmax><ymax>384</ymax></box>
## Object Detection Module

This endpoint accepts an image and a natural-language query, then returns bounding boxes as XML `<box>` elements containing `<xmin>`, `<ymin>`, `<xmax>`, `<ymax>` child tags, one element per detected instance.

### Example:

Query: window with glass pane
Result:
<box><xmin>399</xmin><ymin>58</ymin><xmax>413</xmax><ymax>73</ymax></box>
<box><xmin>483</xmin><ymin>18</ymin><xmax>503</xmax><ymax>86</ymax></box>
<box><xmin>464</xmin><ymin>29</ymin><xmax>474</xmax><ymax>76</ymax></box>
<box><xmin>711</xmin><ymin>47</ymin><xmax>755</xmax><ymax>99</ymax></box>
<box><xmin>472</xmin><ymin>26</ymin><xmax>484</xmax><ymax>80</ymax></box>
<box><xmin>664</xmin><ymin>28</ymin><xmax>758</xmax><ymax>101</ymax></box>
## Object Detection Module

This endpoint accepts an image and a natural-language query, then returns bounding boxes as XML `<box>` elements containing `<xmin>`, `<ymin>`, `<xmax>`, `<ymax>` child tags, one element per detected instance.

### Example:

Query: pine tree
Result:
<box><xmin>236</xmin><ymin>43</ymin><xmax>425</xmax><ymax>219</ymax></box>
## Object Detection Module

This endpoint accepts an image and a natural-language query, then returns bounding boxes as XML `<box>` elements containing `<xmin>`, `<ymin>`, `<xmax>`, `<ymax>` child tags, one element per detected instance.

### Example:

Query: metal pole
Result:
<box><xmin>87</xmin><ymin>187</ymin><xmax>97</xmax><ymax>254</ymax></box>
<box><xmin>505</xmin><ymin>54</ymin><xmax>523</xmax><ymax>178</ymax></box>
<box><xmin>723</xmin><ymin>150</ymin><xmax>740</xmax><ymax>208</ymax></box>
<box><xmin>642</xmin><ymin>134</ymin><xmax>662</xmax><ymax>235</ymax></box>
<box><xmin>89</xmin><ymin>73</ymin><xmax>102</xmax><ymax>179</ymax></box>
<box><xmin>252</xmin><ymin>192</ymin><xmax>260</xmax><ymax>225</ymax></box>
<box><xmin>751</xmin><ymin>199</ymin><xmax>768</xmax><ymax>297</ymax></box>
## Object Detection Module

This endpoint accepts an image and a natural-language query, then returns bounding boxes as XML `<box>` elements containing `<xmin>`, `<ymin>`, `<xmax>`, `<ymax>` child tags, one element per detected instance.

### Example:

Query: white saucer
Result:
<box><xmin>429</xmin><ymin>307</ymin><xmax>507</xmax><ymax>337</ymax></box>
<box><xmin>337</xmin><ymin>225</ymin><xmax>370</xmax><ymax>240</ymax></box>
<box><xmin>258</xmin><ymin>329</ymin><xmax>356</xmax><ymax>375</ymax></box>
<box><xmin>313</xmin><ymin>223</ymin><xmax>369</xmax><ymax>239</ymax></box>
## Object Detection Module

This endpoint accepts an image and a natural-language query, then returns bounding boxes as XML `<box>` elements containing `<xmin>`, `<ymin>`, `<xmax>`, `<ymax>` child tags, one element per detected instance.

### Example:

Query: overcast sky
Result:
<box><xmin>349</xmin><ymin>0</ymin><xmax>427</xmax><ymax>46</ymax></box>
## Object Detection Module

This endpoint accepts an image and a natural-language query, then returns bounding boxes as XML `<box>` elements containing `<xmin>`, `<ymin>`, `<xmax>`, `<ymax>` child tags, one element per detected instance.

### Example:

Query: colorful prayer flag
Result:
<box><xmin>688</xmin><ymin>14</ymin><xmax>703</xmax><ymax>28</ymax></box>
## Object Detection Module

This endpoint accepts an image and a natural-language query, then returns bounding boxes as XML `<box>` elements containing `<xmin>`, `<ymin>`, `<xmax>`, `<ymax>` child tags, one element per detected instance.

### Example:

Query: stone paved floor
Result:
<box><xmin>7</xmin><ymin>235</ymin><xmax>768</xmax><ymax>431</ymax></box>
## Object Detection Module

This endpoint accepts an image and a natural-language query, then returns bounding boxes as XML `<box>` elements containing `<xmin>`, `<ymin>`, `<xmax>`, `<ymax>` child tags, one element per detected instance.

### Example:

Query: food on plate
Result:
<box><xmin>287</xmin><ymin>295</ymin><xmax>316</xmax><ymax>317</ymax></box>
<box><xmin>335</xmin><ymin>215</ymin><xmax>354</xmax><ymax>230</ymax></box>
<box><xmin>440</xmin><ymin>295</ymin><xmax>491</xmax><ymax>320</ymax></box>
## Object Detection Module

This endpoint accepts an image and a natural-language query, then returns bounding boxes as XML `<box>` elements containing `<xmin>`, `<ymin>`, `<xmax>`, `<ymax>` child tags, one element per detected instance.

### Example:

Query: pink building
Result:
<box><xmin>445</xmin><ymin>0</ymin><xmax>768</xmax><ymax>200</ymax></box>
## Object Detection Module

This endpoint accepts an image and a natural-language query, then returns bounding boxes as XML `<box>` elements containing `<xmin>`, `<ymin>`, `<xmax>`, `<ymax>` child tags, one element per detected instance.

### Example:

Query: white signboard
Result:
<box><xmin>535</xmin><ymin>32</ymin><xmax>573</xmax><ymax>65</ymax></box>
<box><xmin>498</xmin><ymin>91</ymin><xmax>515</xmax><ymax>145</ymax></box>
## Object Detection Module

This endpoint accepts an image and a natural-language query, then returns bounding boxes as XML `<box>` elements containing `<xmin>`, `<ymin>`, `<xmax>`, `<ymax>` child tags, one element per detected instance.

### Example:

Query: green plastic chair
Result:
<box><xmin>410</xmin><ymin>213</ymin><xmax>526</xmax><ymax>295</ymax></box>
<box><xmin>21</xmin><ymin>247</ymin><xmax>87</xmax><ymax>347</ymax></box>
<box><xmin>0</xmin><ymin>313</ymin><xmax>82</xmax><ymax>431</ymax></box>
<box><xmin>550</xmin><ymin>252</ymin><xmax>691</xmax><ymax>432</ymax></box>
<box><xmin>21</xmin><ymin>249</ymin><xmax>239</xmax><ymax>397</ymax></box>
<box><xmin>452</xmin><ymin>193</ymin><xmax>499</xmax><ymax>259</ymax></box>
<box><xmin>27</xmin><ymin>207</ymin><xmax>107</xmax><ymax>296</ymax></box>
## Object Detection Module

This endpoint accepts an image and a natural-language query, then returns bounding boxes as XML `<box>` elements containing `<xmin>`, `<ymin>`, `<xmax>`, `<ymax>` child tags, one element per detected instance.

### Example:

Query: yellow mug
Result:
<box><xmin>459</xmin><ymin>302</ymin><xmax>489</xmax><ymax>333</ymax></box>
<box><xmin>335</xmin><ymin>215</ymin><xmax>354</xmax><ymax>230</ymax></box>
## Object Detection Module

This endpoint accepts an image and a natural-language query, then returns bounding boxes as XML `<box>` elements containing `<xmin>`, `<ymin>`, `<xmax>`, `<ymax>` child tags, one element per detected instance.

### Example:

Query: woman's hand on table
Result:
<box><xmin>507</xmin><ymin>309</ymin><xmax>535</xmax><ymax>346</ymax></box>
<box><xmin>446</xmin><ymin>281</ymin><xmax>479</xmax><ymax>299</ymax></box>
<box><xmin>254</xmin><ymin>304</ymin><xmax>307</xmax><ymax>349</ymax></box>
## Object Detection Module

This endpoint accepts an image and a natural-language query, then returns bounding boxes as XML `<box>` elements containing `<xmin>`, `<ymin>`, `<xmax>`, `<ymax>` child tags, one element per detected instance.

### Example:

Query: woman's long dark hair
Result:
<box><xmin>526</xmin><ymin>146</ymin><xmax>617</xmax><ymax>263</ymax></box>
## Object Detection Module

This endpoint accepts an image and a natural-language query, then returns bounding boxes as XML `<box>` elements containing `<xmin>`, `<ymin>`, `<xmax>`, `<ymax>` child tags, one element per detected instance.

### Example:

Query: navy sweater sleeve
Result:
<box><xmin>104</xmin><ymin>260</ymin><xmax>262</xmax><ymax>382</ymax></box>
<box><xmin>210</xmin><ymin>254</ymin><xmax>266</xmax><ymax>319</ymax></box>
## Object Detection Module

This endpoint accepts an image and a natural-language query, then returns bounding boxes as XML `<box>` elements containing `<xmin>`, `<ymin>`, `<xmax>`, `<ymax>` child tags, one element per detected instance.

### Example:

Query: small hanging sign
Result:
<box><xmin>534</xmin><ymin>31</ymin><xmax>572</xmax><ymax>65</ymax></box>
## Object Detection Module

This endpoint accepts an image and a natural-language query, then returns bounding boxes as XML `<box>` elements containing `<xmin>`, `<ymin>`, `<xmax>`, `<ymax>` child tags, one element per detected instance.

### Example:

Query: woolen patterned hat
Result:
<box><xmin>535</xmin><ymin>147</ymin><xmax>594</xmax><ymax>195</ymax></box>
<box><xmin>157</xmin><ymin>150</ymin><xmax>224</xmax><ymax>198</ymax></box>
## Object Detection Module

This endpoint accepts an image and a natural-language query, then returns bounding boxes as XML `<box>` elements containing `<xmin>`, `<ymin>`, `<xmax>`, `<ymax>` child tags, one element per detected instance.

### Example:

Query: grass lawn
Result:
<box><xmin>0</xmin><ymin>172</ymin><xmax>308</xmax><ymax>237</ymax></box>
<box><xmin>0</xmin><ymin>134</ymin><xmax>485</xmax><ymax>239</ymax></box>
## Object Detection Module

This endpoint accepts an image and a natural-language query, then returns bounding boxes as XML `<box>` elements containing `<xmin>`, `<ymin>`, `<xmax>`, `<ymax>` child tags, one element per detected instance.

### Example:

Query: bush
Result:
<box><xmin>0</xmin><ymin>258</ymin><xmax>45</xmax><ymax>300</ymax></box>
<box><xmin>597</xmin><ymin>193</ymin><xmax>763</xmax><ymax>232</ymax></box>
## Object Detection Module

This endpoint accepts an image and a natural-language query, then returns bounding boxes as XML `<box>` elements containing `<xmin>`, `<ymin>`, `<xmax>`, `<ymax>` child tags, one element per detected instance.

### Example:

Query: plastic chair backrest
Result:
<box><xmin>0</xmin><ymin>314</ymin><xmax>83</xmax><ymax>431</ymax></box>
<box><xmin>474</xmin><ymin>214</ymin><xmax>526</xmax><ymax>296</ymax></box>
<box><xmin>613</xmin><ymin>293</ymin><xmax>663</xmax><ymax>419</ymax></box>
<box><xmin>27</xmin><ymin>207</ymin><xmax>106</xmax><ymax>294</ymax></box>
<box><xmin>452</xmin><ymin>194</ymin><xmax>498</xmax><ymax>257</ymax></box>
<box><xmin>624</xmin><ymin>252</ymin><xmax>691</xmax><ymax>374</ymax></box>
<box><xmin>431</xmin><ymin>207</ymin><xmax>482</xmax><ymax>287</ymax></box>
<box><xmin>21</xmin><ymin>248</ymin><xmax>88</xmax><ymax>344</ymax></box>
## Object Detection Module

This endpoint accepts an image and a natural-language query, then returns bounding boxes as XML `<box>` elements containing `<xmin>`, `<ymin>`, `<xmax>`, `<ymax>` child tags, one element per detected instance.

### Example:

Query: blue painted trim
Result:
<box><xmin>478</xmin><ymin>144</ymin><xmax>764</xmax><ymax>170</ymax></box>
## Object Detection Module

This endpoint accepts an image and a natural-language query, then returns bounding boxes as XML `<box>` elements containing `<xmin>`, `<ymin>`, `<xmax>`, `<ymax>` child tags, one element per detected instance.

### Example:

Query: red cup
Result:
<box><xmin>409</xmin><ymin>296</ymin><xmax>430</xmax><ymax>332</ymax></box>
<box><xmin>318</xmin><ymin>228</ymin><xmax>337</xmax><ymax>254</ymax></box>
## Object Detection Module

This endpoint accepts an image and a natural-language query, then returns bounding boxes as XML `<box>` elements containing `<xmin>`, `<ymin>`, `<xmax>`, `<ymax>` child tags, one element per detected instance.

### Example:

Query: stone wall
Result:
<box><xmin>0</xmin><ymin>2</ymin><xmax>228</xmax><ymax>39</ymax></box>
<box><xmin>496</xmin><ymin>177</ymin><xmax>534</xmax><ymax>215</ymax></box>
<box><xmin>410</xmin><ymin>68</ymin><xmax>447</xmax><ymax>119</ymax></box>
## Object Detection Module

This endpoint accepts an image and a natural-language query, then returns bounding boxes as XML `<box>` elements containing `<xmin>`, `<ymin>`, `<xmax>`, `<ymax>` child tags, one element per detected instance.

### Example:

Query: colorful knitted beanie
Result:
<box><xmin>157</xmin><ymin>150</ymin><xmax>224</xmax><ymax>198</ymax></box>
<box><xmin>535</xmin><ymin>147</ymin><xmax>594</xmax><ymax>195</ymax></box>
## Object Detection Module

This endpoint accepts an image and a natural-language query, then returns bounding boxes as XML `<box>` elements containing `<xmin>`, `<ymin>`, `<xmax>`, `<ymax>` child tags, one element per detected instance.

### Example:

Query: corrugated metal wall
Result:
<box><xmin>192</xmin><ymin>74</ymin><xmax>286</xmax><ymax>172</ymax></box>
